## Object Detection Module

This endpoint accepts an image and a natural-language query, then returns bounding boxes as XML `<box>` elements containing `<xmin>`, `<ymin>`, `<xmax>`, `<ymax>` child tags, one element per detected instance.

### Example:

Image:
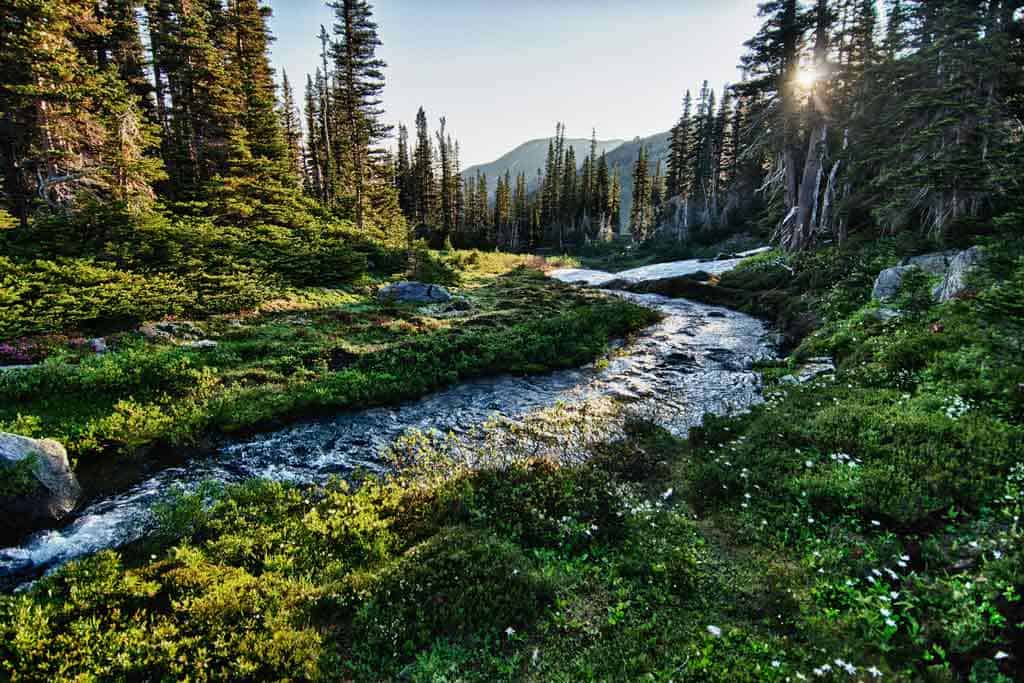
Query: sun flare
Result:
<box><xmin>796</xmin><ymin>66</ymin><xmax>819</xmax><ymax>88</ymax></box>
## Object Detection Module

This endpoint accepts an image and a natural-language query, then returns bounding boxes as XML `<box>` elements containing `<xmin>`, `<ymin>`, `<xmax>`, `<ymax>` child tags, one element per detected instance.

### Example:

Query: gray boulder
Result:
<box><xmin>378</xmin><ymin>281</ymin><xmax>452</xmax><ymax>304</ymax></box>
<box><xmin>0</xmin><ymin>433</ymin><xmax>81</xmax><ymax>534</ymax></box>
<box><xmin>934</xmin><ymin>247</ymin><xmax>985</xmax><ymax>302</ymax></box>
<box><xmin>183</xmin><ymin>339</ymin><xmax>218</xmax><ymax>350</ymax></box>
<box><xmin>873</xmin><ymin>249</ymin><xmax>986</xmax><ymax>304</ymax></box>
<box><xmin>904</xmin><ymin>250</ymin><xmax>958</xmax><ymax>275</ymax></box>
<box><xmin>872</xmin><ymin>265</ymin><xmax>914</xmax><ymax>302</ymax></box>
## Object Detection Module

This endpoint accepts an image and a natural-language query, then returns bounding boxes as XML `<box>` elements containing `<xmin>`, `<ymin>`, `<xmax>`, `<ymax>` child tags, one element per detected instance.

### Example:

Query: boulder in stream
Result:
<box><xmin>0</xmin><ymin>433</ymin><xmax>81</xmax><ymax>536</ymax></box>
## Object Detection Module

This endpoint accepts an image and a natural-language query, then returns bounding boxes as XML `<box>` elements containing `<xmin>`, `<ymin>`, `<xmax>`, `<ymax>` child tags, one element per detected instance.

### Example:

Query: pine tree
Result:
<box><xmin>329</xmin><ymin>0</ymin><xmax>392</xmax><ymax>230</ymax></box>
<box><xmin>561</xmin><ymin>146</ymin><xmax>577</xmax><ymax>243</ymax></box>
<box><xmin>395</xmin><ymin>123</ymin><xmax>412</xmax><ymax>217</ymax></box>
<box><xmin>230</xmin><ymin>0</ymin><xmax>287</xmax><ymax>163</ymax></box>
<box><xmin>302</xmin><ymin>74</ymin><xmax>324</xmax><ymax>199</ymax></box>
<box><xmin>667</xmin><ymin>90</ymin><xmax>693</xmax><ymax>199</ymax></box>
<box><xmin>630</xmin><ymin>145</ymin><xmax>652</xmax><ymax>241</ymax></box>
<box><xmin>0</xmin><ymin>0</ymin><xmax>163</xmax><ymax>222</ymax></box>
<box><xmin>279</xmin><ymin>71</ymin><xmax>305</xmax><ymax>184</ymax></box>
<box><xmin>412</xmin><ymin>107</ymin><xmax>435</xmax><ymax>228</ymax></box>
<box><xmin>434</xmin><ymin>117</ymin><xmax>454</xmax><ymax>240</ymax></box>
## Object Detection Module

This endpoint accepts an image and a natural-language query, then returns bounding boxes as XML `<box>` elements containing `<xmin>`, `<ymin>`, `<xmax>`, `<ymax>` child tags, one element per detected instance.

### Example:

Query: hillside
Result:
<box><xmin>462</xmin><ymin>137</ymin><xmax>625</xmax><ymax>198</ymax></box>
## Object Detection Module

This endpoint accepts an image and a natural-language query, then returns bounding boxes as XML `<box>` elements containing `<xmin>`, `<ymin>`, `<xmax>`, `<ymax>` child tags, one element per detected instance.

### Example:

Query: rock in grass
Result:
<box><xmin>934</xmin><ymin>246</ymin><xmax>985</xmax><ymax>302</ymax></box>
<box><xmin>872</xmin><ymin>248</ymin><xmax>985</xmax><ymax>303</ymax></box>
<box><xmin>183</xmin><ymin>339</ymin><xmax>218</xmax><ymax>350</ymax></box>
<box><xmin>377</xmin><ymin>281</ymin><xmax>452</xmax><ymax>304</ymax></box>
<box><xmin>872</xmin><ymin>265</ymin><xmax>914</xmax><ymax>302</ymax></box>
<box><xmin>0</xmin><ymin>433</ymin><xmax>81</xmax><ymax>535</ymax></box>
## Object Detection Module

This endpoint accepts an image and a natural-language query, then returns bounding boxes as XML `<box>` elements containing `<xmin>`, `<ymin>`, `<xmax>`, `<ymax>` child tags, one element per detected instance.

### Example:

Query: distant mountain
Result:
<box><xmin>604</xmin><ymin>131</ymin><xmax>673</xmax><ymax>233</ymax></box>
<box><xmin>462</xmin><ymin>137</ymin><xmax>625</xmax><ymax>198</ymax></box>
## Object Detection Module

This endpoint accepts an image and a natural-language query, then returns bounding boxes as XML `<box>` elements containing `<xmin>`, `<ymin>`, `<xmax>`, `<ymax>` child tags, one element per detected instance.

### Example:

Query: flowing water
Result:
<box><xmin>0</xmin><ymin>256</ymin><xmax>775</xmax><ymax>586</ymax></box>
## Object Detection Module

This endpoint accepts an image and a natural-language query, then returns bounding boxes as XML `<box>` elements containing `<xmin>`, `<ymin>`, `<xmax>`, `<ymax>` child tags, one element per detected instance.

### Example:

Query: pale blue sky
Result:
<box><xmin>266</xmin><ymin>1</ymin><xmax>763</xmax><ymax>167</ymax></box>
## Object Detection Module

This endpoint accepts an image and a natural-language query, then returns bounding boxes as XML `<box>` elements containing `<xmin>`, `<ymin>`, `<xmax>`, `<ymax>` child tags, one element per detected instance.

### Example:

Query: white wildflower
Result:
<box><xmin>706</xmin><ymin>625</ymin><xmax>722</xmax><ymax>638</ymax></box>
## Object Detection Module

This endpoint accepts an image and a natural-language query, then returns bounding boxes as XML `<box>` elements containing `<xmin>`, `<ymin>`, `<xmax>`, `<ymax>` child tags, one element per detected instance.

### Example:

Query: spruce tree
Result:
<box><xmin>329</xmin><ymin>0</ymin><xmax>392</xmax><ymax>230</ymax></box>
<box><xmin>279</xmin><ymin>70</ymin><xmax>305</xmax><ymax>184</ymax></box>
<box><xmin>630</xmin><ymin>145</ymin><xmax>652</xmax><ymax>241</ymax></box>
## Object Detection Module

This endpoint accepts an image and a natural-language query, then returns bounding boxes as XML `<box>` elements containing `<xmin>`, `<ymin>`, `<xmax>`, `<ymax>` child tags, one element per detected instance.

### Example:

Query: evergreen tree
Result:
<box><xmin>630</xmin><ymin>145</ymin><xmax>653</xmax><ymax>241</ymax></box>
<box><xmin>0</xmin><ymin>0</ymin><xmax>163</xmax><ymax>222</ymax></box>
<box><xmin>412</xmin><ymin>106</ymin><xmax>435</xmax><ymax>227</ymax></box>
<box><xmin>278</xmin><ymin>70</ymin><xmax>305</xmax><ymax>184</ymax></box>
<box><xmin>667</xmin><ymin>90</ymin><xmax>693</xmax><ymax>199</ymax></box>
<box><xmin>329</xmin><ymin>0</ymin><xmax>393</xmax><ymax>230</ymax></box>
<box><xmin>230</xmin><ymin>0</ymin><xmax>287</xmax><ymax>163</ymax></box>
<box><xmin>302</xmin><ymin>73</ymin><xmax>324</xmax><ymax>199</ymax></box>
<box><xmin>395</xmin><ymin>123</ymin><xmax>413</xmax><ymax>217</ymax></box>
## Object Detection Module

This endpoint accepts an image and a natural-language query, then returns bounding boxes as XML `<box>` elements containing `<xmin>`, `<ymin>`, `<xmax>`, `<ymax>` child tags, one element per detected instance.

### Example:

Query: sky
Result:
<box><xmin>266</xmin><ymin>0</ymin><xmax>764</xmax><ymax>168</ymax></box>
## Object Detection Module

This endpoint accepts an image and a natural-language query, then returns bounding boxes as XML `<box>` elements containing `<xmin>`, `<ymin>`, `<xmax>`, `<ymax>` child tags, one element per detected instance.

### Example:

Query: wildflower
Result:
<box><xmin>532</xmin><ymin>648</ymin><xmax>540</xmax><ymax>665</ymax></box>
<box><xmin>880</xmin><ymin>608</ymin><xmax>891</xmax><ymax>617</ymax></box>
<box><xmin>505</xmin><ymin>626</ymin><xmax>516</xmax><ymax>637</ymax></box>
<box><xmin>994</xmin><ymin>651</ymin><xmax>1009</xmax><ymax>660</ymax></box>
<box><xmin>885</xmin><ymin>618</ymin><xmax>896</xmax><ymax>628</ymax></box>
<box><xmin>867</xmin><ymin>665</ymin><xmax>883</xmax><ymax>678</ymax></box>
<box><xmin>661</xmin><ymin>488</ymin><xmax>674</xmax><ymax>500</ymax></box>
<box><xmin>805</xmin><ymin>460</ymin><xmax>814</xmax><ymax>468</ymax></box>
<box><xmin>706</xmin><ymin>625</ymin><xmax>722</xmax><ymax>637</ymax></box>
<box><xmin>890</xmin><ymin>591</ymin><xmax>899</xmax><ymax>600</ymax></box>
<box><xmin>993</xmin><ymin>550</ymin><xmax>1003</xmax><ymax>559</ymax></box>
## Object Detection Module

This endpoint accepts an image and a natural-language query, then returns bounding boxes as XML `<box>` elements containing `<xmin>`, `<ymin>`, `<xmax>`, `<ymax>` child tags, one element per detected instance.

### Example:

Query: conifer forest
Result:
<box><xmin>0</xmin><ymin>1</ymin><xmax>1023</xmax><ymax>680</ymax></box>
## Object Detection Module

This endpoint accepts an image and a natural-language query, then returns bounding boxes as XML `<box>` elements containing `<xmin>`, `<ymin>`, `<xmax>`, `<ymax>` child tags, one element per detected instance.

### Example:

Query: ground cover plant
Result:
<box><xmin>2</xmin><ymin>238</ymin><xmax>1020</xmax><ymax>681</ymax></box>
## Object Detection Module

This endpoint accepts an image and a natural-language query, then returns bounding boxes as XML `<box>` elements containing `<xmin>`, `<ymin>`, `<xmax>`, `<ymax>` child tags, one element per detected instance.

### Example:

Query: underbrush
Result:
<box><xmin>1</xmin><ymin>235</ymin><xmax>1021</xmax><ymax>681</ymax></box>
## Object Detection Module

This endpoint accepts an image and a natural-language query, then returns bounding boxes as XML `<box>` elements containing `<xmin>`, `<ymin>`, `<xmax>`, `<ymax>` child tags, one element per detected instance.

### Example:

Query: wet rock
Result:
<box><xmin>378</xmin><ymin>281</ymin><xmax>452</xmax><ymax>304</ymax></box>
<box><xmin>602</xmin><ymin>278</ymin><xmax>634</xmax><ymax>291</ymax></box>
<box><xmin>934</xmin><ymin>246</ymin><xmax>985</xmax><ymax>302</ymax></box>
<box><xmin>781</xmin><ymin>358</ymin><xmax>835</xmax><ymax>384</ymax></box>
<box><xmin>0</xmin><ymin>433</ymin><xmax>81</xmax><ymax>536</ymax></box>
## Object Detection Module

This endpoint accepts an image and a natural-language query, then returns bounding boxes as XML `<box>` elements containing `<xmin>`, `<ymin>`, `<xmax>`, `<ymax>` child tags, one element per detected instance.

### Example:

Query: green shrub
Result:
<box><xmin>352</xmin><ymin>526</ymin><xmax>556</xmax><ymax>657</ymax></box>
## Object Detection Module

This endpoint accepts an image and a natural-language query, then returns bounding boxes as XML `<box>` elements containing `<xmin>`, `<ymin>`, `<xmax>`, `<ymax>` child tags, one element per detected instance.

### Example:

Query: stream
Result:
<box><xmin>0</xmin><ymin>255</ymin><xmax>775</xmax><ymax>586</ymax></box>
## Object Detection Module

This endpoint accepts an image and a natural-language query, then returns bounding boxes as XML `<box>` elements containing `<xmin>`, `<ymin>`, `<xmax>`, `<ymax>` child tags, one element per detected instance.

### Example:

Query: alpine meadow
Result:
<box><xmin>1</xmin><ymin>1</ymin><xmax>1024</xmax><ymax>681</ymax></box>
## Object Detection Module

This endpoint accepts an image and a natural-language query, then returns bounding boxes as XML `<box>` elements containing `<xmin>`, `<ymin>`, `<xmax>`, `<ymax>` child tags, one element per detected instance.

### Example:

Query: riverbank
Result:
<box><xmin>0</xmin><ymin>257</ymin><xmax>652</xmax><ymax>471</ymax></box>
<box><xmin>1</xmin><ymin>237</ymin><xmax>1021</xmax><ymax>681</ymax></box>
